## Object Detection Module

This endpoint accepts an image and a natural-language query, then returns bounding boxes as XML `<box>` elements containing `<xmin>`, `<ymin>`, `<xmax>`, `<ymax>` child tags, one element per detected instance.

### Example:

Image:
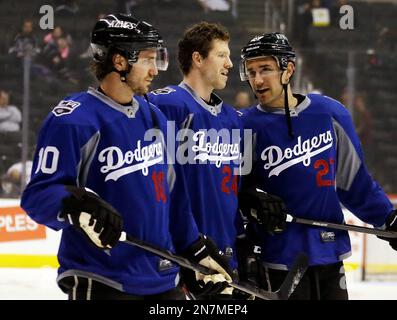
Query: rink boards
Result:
<box><xmin>1</xmin><ymin>197</ymin><xmax>397</xmax><ymax>276</ymax></box>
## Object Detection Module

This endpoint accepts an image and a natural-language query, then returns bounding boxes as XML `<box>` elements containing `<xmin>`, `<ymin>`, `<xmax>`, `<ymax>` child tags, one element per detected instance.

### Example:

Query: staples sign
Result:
<box><xmin>0</xmin><ymin>207</ymin><xmax>46</xmax><ymax>242</ymax></box>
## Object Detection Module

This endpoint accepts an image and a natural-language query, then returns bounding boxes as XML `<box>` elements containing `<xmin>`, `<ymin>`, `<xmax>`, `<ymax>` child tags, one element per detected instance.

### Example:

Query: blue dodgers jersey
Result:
<box><xmin>149</xmin><ymin>83</ymin><xmax>243</xmax><ymax>269</ymax></box>
<box><xmin>242</xmin><ymin>93</ymin><xmax>393</xmax><ymax>269</ymax></box>
<box><xmin>21</xmin><ymin>87</ymin><xmax>199</xmax><ymax>295</ymax></box>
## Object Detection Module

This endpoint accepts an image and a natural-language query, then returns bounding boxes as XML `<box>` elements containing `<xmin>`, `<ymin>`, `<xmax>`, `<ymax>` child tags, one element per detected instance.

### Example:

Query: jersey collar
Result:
<box><xmin>256</xmin><ymin>94</ymin><xmax>311</xmax><ymax>116</ymax></box>
<box><xmin>87</xmin><ymin>87</ymin><xmax>140</xmax><ymax>118</ymax></box>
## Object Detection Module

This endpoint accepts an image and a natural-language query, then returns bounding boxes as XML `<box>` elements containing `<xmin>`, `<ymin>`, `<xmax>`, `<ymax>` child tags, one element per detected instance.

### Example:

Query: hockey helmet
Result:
<box><xmin>239</xmin><ymin>32</ymin><xmax>296</xmax><ymax>81</ymax></box>
<box><xmin>91</xmin><ymin>13</ymin><xmax>168</xmax><ymax>71</ymax></box>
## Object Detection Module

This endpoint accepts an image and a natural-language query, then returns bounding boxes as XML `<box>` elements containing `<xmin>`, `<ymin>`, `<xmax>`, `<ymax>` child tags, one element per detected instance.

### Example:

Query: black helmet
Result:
<box><xmin>91</xmin><ymin>13</ymin><xmax>168</xmax><ymax>70</ymax></box>
<box><xmin>239</xmin><ymin>32</ymin><xmax>296</xmax><ymax>81</ymax></box>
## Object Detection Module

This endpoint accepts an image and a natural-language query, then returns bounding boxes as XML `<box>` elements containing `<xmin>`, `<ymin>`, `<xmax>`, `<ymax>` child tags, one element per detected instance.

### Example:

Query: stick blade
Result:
<box><xmin>276</xmin><ymin>252</ymin><xmax>309</xmax><ymax>300</ymax></box>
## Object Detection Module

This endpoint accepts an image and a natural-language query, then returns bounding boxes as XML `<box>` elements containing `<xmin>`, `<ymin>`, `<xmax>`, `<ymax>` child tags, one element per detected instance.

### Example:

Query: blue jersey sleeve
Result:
<box><xmin>332</xmin><ymin>103</ymin><xmax>394</xmax><ymax>226</ymax></box>
<box><xmin>21</xmin><ymin>115</ymin><xmax>96</xmax><ymax>230</ymax></box>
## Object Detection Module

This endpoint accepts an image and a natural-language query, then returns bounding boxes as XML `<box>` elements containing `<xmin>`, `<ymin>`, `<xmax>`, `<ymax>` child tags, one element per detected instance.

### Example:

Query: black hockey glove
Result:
<box><xmin>231</xmin><ymin>235</ymin><xmax>261</xmax><ymax>300</ymax></box>
<box><xmin>383</xmin><ymin>210</ymin><xmax>397</xmax><ymax>251</ymax></box>
<box><xmin>235</xmin><ymin>235</ymin><xmax>263</xmax><ymax>285</ymax></box>
<box><xmin>238</xmin><ymin>187</ymin><xmax>287</xmax><ymax>233</ymax></box>
<box><xmin>60</xmin><ymin>185</ymin><xmax>123</xmax><ymax>249</ymax></box>
<box><xmin>181</xmin><ymin>234</ymin><xmax>234</xmax><ymax>298</ymax></box>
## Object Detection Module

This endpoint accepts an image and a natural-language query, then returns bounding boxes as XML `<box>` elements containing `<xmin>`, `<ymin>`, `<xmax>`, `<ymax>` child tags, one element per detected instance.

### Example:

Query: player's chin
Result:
<box><xmin>214</xmin><ymin>80</ymin><xmax>227</xmax><ymax>90</ymax></box>
<box><xmin>259</xmin><ymin>97</ymin><xmax>273</xmax><ymax>106</ymax></box>
<box><xmin>135</xmin><ymin>86</ymin><xmax>150</xmax><ymax>95</ymax></box>
<box><xmin>256</xmin><ymin>94</ymin><xmax>269</xmax><ymax>105</ymax></box>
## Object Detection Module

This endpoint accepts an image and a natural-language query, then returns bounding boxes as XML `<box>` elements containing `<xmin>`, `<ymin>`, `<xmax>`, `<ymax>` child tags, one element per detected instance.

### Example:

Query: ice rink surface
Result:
<box><xmin>0</xmin><ymin>267</ymin><xmax>397</xmax><ymax>300</ymax></box>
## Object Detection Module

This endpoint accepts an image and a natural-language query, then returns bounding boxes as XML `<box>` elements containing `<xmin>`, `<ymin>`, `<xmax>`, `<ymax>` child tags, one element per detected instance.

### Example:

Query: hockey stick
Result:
<box><xmin>286</xmin><ymin>214</ymin><xmax>397</xmax><ymax>238</ymax></box>
<box><xmin>119</xmin><ymin>232</ymin><xmax>308</xmax><ymax>300</ymax></box>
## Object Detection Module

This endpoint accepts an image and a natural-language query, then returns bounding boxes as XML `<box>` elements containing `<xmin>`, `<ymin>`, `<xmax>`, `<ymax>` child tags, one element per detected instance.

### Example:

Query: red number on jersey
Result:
<box><xmin>314</xmin><ymin>159</ymin><xmax>335</xmax><ymax>187</ymax></box>
<box><xmin>221</xmin><ymin>165</ymin><xmax>238</xmax><ymax>195</ymax></box>
<box><xmin>151</xmin><ymin>171</ymin><xmax>167</xmax><ymax>202</ymax></box>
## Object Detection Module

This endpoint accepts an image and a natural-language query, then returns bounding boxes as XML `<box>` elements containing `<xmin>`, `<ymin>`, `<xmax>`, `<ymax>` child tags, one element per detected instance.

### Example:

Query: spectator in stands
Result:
<box><xmin>355</xmin><ymin>94</ymin><xmax>372</xmax><ymax>144</ymax></box>
<box><xmin>43</xmin><ymin>26</ymin><xmax>72</xmax><ymax>47</ymax></box>
<box><xmin>0</xmin><ymin>160</ymin><xmax>33</xmax><ymax>197</ymax></box>
<box><xmin>295</xmin><ymin>0</ymin><xmax>330</xmax><ymax>45</ymax></box>
<box><xmin>233</xmin><ymin>91</ymin><xmax>251</xmax><ymax>110</ymax></box>
<box><xmin>340</xmin><ymin>89</ymin><xmax>372</xmax><ymax>145</ymax></box>
<box><xmin>295</xmin><ymin>1</ymin><xmax>313</xmax><ymax>45</ymax></box>
<box><xmin>8</xmin><ymin>19</ymin><xmax>39</xmax><ymax>59</ymax></box>
<box><xmin>0</xmin><ymin>90</ymin><xmax>21</xmax><ymax>132</ymax></box>
<box><xmin>310</xmin><ymin>0</ymin><xmax>330</xmax><ymax>27</ymax></box>
<box><xmin>33</xmin><ymin>36</ymin><xmax>77</xmax><ymax>85</ymax></box>
<box><xmin>55</xmin><ymin>37</ymin><xmax>71</xmax><ymax>61</ymax></box>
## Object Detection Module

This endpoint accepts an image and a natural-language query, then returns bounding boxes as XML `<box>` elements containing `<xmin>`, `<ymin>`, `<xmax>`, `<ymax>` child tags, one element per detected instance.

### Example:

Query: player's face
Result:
<box><xmin>246</xmin><ymin>57</ymin><xmax>284</xmax><ymax>107</ymax></box>
<box><xmin>128</xmin><ymin>49</ymin><xmax>158</xmax><ymax>95</ymax></box>
<box><xmin>200</xmin><ymin>39</ymin><xmax>233</xmax><ymax>90</ymax></box>
<box><xmin>0</xmin><ymin>91</ymin><xmax>9</xmax><ymax>107</ymax></box>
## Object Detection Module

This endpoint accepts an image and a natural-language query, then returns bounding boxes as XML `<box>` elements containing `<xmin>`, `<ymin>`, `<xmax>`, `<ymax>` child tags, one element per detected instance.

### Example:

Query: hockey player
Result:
<box><xmin>149</xmin><ymin>22</ymin><xmax>286</xmax><ymax>299</ymax></box>
<box><xmin>238</xmin><ymin>32</ymin><xmax>397</xmax><ymax>299</ymax></box>
<box><xmin>149</xmin><ymin>22</ymin><xmax>240</xmax><ymax>299</ymax></box>
<box><xmin>21</xmin><ymin>13</ymin><xmax>233</xmax><ymax>300</ymax></box>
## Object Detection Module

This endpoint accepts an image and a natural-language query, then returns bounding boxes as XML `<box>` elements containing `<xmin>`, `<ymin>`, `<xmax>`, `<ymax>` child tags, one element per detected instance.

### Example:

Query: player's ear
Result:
<box><xmin>282</xmin><ymin>62</ymin><xmax>295</xmax><ymax>84</ymax></box>
<box><xmin>191</xmin><ymin>51</ymin><xmax>202</xmax><ymax>68</ymax></box>
<box><xmin>112</xmin><ymin>53</ymin><xmax>127</xmax><ymax>72</ymax></box>
<box><xmin>287</xmin><ymin>62</ymin><xmax>295</xmax><ymax>81</ymax></box>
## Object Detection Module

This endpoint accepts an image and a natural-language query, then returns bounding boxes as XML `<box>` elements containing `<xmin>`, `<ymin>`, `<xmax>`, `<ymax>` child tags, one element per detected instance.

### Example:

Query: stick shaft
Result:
<box><xmin>119</xmin><ymin>232</ymin><xmax>277</xmax><ymax>300</ymax></box>
<box><xmin>287</xmin><ymin>214</ymin><xmax>397</xmax><ymax>238</ymax></box>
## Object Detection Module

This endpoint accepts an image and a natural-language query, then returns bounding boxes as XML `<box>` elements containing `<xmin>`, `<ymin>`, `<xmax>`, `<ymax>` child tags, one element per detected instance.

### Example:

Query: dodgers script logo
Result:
<box><xmin>192</xmin><ymin>131</ymin><xmax>240</xmax><ymax>167</ymax></box>
<box><xmin>98</xmin><ymin>141</ymin><xmax>163</xmax><ymax>181</ymax></box>
<box><xmin>261</xmin><ymin>131</ymin><xmax>333</xmax><ymax>177</ymax></box>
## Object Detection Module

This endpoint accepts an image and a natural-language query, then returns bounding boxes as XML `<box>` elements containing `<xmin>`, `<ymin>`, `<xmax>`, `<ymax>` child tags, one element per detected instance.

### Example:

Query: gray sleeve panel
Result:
<box><xmin>76</xmin><ymin>131</ymin><xmax>101</xmax><ymax>187</ymax></box>
<box><xmin>332</xmin><ymin>119</ymin><xmax>362</xmax><ymax>191</ymax></box>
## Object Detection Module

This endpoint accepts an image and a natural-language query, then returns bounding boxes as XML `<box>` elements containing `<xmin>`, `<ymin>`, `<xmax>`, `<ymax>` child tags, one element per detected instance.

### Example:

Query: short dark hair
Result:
<box><xmin>178</xmin><ymin>22</ymin><xmax>230</xmax><ymax>75</ymax></box>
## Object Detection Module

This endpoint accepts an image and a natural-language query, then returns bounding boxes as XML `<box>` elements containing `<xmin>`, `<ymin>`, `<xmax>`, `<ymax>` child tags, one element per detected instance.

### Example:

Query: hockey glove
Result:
<box><xmin>60</xmin><ymin>185</ymin><xmax>123</xmax><ymax>249</ymax></box>
<box><xmin>238</xmin><ymin>187</ymin><xmax>287</xmax><ymax>233</ymax></box>
<box><xmin>384</xmin><ymin>210</ymin><xmax>397</xmax><ymax>251</ymax></box>
<box><xmin>181</xmin><ymin>234</ymin><xmax>234</xmax><ymax>298</ymax></box>
<box><xmin>235</xmin><ymin>235</ymin><xmax>263</xmax><ymax>284</ymax></box>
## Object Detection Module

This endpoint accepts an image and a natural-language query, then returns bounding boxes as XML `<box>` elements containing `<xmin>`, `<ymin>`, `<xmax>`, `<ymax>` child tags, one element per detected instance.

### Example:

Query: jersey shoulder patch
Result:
<box><xmin>52</xmin><ymin>100</ymin><xmax>81</xmax><ymax>117</ymax></box>
<box><xmin>151</xmin><ymin>87</ymin><xmax>176</xmax><ymax>95</ymax></box>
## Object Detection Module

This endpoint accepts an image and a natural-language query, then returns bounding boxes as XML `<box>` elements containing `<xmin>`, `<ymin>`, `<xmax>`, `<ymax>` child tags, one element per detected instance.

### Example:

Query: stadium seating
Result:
<box><xmin>0</xmin><ymin>0</ymin><xmax>396</xmax><ymax>192</ymax></box>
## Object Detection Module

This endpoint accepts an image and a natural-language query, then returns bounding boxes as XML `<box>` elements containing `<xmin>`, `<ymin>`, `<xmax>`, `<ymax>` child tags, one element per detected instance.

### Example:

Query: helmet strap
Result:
<box><xmin>280</xmin><ymin>72</ymin><xmax>294</xmax><ymax>139</ymax></box>
<box><xmin>246</xmin><ymin>80</ymin><xmax>258</xmax><ymax>100</ymax></box>
<box><xmin>112</xmin><ymin>64</ymin><xmax>132</xmax><ymax>83</ymax></box>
